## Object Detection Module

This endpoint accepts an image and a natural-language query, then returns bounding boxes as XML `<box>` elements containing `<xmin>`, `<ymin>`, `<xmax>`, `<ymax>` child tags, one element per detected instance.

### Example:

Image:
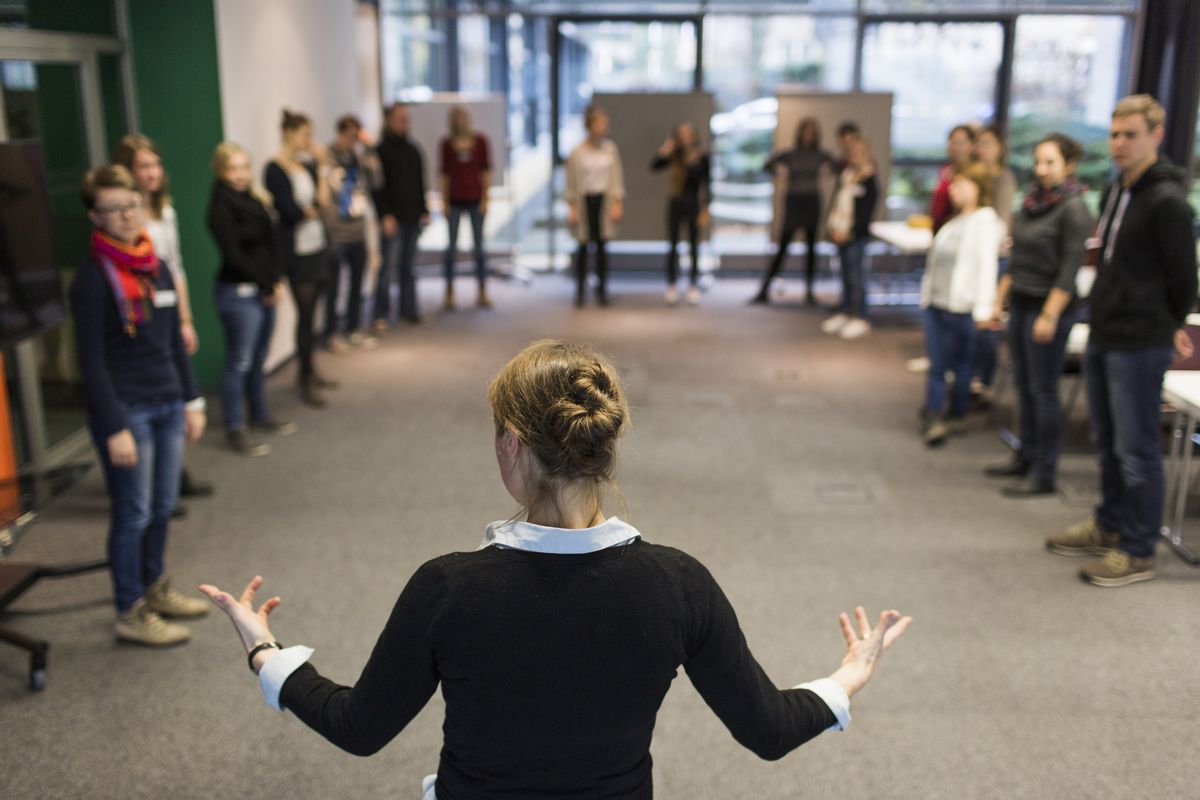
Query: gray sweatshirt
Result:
<box><xmin>1007</xmin><ymin>193</ymin><xmax>1093</xmax><ymax>301</ymax></box>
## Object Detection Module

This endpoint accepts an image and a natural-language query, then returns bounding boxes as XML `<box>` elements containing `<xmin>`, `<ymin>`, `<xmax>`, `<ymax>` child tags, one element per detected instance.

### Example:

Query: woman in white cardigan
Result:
<box><xmin>565</xmin><ymin>105</ymin><xmax>625</xmax><ymax>307</ymax></box>
<box><xmin>919</xmin><ymin>161</ymin><xmax>1005</xmax><ymax>447</ymax></box>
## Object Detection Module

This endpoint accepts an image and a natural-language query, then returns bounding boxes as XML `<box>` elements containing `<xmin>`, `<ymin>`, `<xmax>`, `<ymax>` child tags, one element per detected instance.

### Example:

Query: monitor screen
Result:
<box><xmin>0</xmin><ymin>140</ymin><xmax>64</xmax><ymax>347</ymax></box>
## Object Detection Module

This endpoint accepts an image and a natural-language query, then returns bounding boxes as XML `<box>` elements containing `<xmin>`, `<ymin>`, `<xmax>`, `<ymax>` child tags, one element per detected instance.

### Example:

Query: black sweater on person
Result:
<box><xmin>278</xmin><ymin>540</ymin><xmax>837</xmax><ymax>799</ymax></box>
<box><xmin>650</xmin><ymin>152</ymin><xmax>711</xmax><ymax>203</ymax></box>
<box><xmin>206</xmin><ymin>181</ymin><xmax>281</xmax><ymax>293</ymax></box>
<box><xmin>1090</xmin><ymin>159</ymin><xmax>1198</xmax><ymax>351</ymax></box>
<box><xmin>372</xmin><ymin>131</ymin><xmax>428</xmax><ymax>224</ymax></box>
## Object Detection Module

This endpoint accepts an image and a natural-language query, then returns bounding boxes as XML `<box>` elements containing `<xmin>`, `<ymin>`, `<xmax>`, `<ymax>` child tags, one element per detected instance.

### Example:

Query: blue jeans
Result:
<box><xmin>325</xmin><ymin>240</ymin><xmax>368</xmax><ymax>337</ymax></box>
<box><xmin>444</xmin><ymin>203</ymin><xmax>487</xmax><ymax>285</ymax></box>
<box><xmin>838</xmin><ymin>238</ymin><xmax>868</xmax><ymax>318</ymax></box>
<box><xmin>1085</xmin><ymin>344</ymin><xmax>1174</xmax><ymax>558</ymax></box>
<box><xmin>375</xmin><ymin>223</ymin><xmax>420</xmax><ymax>323</ymax></box>
<box><xmin>91</xmin><ymin>402</ymin><xmax>185</xmax><ymax>611</ymax></box>
<box><xmin>216</xmin><ymin>283</ymin><xmax>275</xmax><ymax>431</ymax></box>
<box><xmin>923</xmin><ymin>306</ymin><xmax>975</xmax><ymax>417</ymax></box>
<box><xmin>1008</xmin><ymin>302</ymin><xmax>1073</xmax><ymax>482</ymax></box>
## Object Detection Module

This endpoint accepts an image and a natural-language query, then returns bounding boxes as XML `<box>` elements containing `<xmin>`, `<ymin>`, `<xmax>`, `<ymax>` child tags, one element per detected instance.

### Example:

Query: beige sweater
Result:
<box><xmin>564</xmin><ymin>139</ymin><xmax>626</xmax><ymax>242</ymax></box>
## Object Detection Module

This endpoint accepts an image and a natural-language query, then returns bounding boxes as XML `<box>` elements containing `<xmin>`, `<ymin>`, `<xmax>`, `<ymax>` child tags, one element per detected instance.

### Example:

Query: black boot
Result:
<box><xmin>179</xmin><ymin>468</ymin><xmax>214</xmax><ymax>498</ymax></box>
<box><xmin>299</xmin><ymin>376</ymin><xmax>327</xmax><ymax>408</ymax></box>
<box><xmin>984</xmin><ymin>457</ymin><xmax>1031</xmax><ymax>478</ymax></box>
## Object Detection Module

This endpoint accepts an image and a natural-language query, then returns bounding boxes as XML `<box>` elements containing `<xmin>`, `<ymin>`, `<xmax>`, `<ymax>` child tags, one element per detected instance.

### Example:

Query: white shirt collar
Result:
<box><xmin>480</xmin><ymin>516</ymin><xmax>641</xmax><ymax>554</ymax></box>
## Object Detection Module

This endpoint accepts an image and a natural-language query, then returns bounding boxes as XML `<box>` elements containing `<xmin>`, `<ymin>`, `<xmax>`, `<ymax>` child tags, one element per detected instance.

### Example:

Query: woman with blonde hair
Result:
<box><xmin>822</xmin><ymin>136</ymin><xmax>879</xmax><ymax>340</ymax></box>
<box><xmin>201</xmin><ymin>339</ymin><xmax>911</xmax><ymax>798</ymax></box>
<box><xmin>651</xmin><ymin>121</ymin><xmax>711</xmax><ymax>305</ymax></box>
<box><xmin>206</xmin><ymin>142</ymin><xmax>294</xmax><ymax>458</ymax></box>
<box><xmin>439</xmin><ymin>105</ymin><xmax>492</xmax><ymax>310</ymax></box>
<box><xmin>565</xmin><ymin>105</ymin><xmax>625</xmax><ymax>307</ymax></box>
<box><xmin>113</xmin><ymin>133</ymin><xmax>213</xmax><ymax>502</ymax></box>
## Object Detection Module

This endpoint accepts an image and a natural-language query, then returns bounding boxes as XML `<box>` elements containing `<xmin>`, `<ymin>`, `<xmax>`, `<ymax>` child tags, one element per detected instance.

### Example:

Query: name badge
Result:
<box><xmin>152</xmin><ymin>290</ymin><xmax>177</xmax><ymax>308</ymax></box>
<box><xmin>236</xmin><ymin>284</ymin><xmax>259</xmax><ymax>298</ymax></box>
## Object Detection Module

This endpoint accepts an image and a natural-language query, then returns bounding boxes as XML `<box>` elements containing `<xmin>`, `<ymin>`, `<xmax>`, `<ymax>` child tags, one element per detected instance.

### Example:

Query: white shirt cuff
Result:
<box><xmin>258</xmin><ymin>645</ymin><xmax>314</xmax><ymax>711</ymax></box>
<box><xmin>793</xmin><ymin>678</ymin><xmax>851</xmax><ymax>732</ymax></box>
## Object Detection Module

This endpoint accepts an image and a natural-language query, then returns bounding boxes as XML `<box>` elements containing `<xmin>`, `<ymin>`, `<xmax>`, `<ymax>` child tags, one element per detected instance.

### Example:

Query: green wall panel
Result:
<box><xmin>26</xmin><ymin>0</ymin><xmax>115</xmax><ymax>35</ymax></box>
<box><xmin>128</xmin><ymin>0</ymin><xmax>225</xmax><ymax>387</ymax></box>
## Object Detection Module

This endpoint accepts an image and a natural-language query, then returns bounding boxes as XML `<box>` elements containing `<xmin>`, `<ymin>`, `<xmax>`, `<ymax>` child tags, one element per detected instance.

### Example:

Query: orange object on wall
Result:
<box><xmin>0</xmin><ymin>354</ymin><xmax>23</xmax><ymax>528</ymax></box>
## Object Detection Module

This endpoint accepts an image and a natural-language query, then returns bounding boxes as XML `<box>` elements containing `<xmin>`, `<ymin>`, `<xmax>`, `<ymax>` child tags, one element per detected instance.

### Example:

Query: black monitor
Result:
<box><xmin>0</xmin><ymin>140</ymin><xmax>65</xmax><ymax>347</ymax></box>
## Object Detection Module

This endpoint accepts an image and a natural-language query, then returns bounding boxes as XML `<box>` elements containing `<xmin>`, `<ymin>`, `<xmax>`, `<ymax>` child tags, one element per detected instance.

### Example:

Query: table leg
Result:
<box><xmin>1161</xmin><ymin>410</ymin><xmax>1200</xmax><ymax>565</ymax></box>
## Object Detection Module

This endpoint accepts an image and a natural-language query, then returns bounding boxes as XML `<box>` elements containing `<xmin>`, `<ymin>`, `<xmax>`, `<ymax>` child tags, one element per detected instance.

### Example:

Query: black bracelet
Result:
<box><xmin>247</xmin><ymin>641</ymin><xmax>283</xmax><ymax>674</ymax></box>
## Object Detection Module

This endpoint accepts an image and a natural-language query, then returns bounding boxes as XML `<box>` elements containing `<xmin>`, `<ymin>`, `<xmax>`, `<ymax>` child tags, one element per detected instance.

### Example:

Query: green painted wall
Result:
<box><xmin>127</xmin><ymin>0</ymin><xmax>225</xmax><ymax>386</ymax></box>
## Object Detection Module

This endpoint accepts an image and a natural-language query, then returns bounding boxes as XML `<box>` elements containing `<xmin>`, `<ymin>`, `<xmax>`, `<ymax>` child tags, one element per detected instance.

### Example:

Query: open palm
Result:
<box><xmin>198</xmin><ymin>575</ymin><xmax>281</xmax><ymax>653</ymax></box>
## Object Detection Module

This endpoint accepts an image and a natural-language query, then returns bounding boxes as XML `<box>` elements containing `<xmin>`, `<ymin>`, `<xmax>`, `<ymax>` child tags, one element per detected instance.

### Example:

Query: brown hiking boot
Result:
<box><xmin>115</xmin><ymin>599</ymin><xmax>190</xmax><ymax>646</ymax></box>
<box><xmin>1080</xmin><ymin>549</ymin><xmax>1155</xmax><ymax>587</ymax></box>
<box><xmin>145</xmin><ymin>577</ymin><xmax>209</xmax><ymax>619</ymax></box>
<box><xmin>1045</xmin><ymin>518</ymin><xmax>1119</xmax><ymax>556</ymax></box>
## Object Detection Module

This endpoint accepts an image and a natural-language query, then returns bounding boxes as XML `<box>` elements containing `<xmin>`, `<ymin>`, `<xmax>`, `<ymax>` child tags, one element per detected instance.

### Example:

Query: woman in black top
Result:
<box><xmin>985</xmin><ymin>134</ymin><xmax>1093</xmax><ymax>495</ymax></box>
<box><xmin>207</xmin><ymin>142</ymin><xmax>293</xmax><ymax>458</ymax></box>
<box><xmin>822</xmin><ymin>137</ymin><xmax>880</xmax><ymax>340</ymax></box>
<box><xmin>753</xmin><ymin>117</ymin><xmax>834</xmax><ymax>305</ymax></box>
<box><xmin>651</xmin><ymin>122</ymin><xmax>711</xmax><ymax>305</ymax></box>
<box><xmin>264</xmin><ymin>109</ymin><xmax>333</xmax><ymax>408</ymax></box>
<box><xmin>202</xmin><ymin>340</ymin><xmax>911</xmax><ymax>799</ymax></box>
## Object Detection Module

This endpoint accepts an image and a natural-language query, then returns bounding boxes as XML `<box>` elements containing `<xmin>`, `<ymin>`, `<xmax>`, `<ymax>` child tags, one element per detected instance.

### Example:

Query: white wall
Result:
<box><xmin>213</xmin><ymin>0</ymin><xmax>373</xmax><ymax>370</ymax></box>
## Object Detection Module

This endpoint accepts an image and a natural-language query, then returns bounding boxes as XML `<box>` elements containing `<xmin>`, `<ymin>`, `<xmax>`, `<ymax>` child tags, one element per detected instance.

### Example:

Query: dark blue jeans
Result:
<box><xmin>325</xmin><ymin>240</ymin><xmax>368</xmax><ymax>337</ymax></box>
<box><xmin>91</xmin><ymin>402</ymin><xmax>185</xmax><ymax>612</ymax></box>
<box><xmin>216</xmin><ymin>283</ymin><xmax>275</xmax><ymax>431</ymax></box>
<box><xmin>923</xmin><ymin>306</ymin><xmax>975</xmax><ymax>417</ymax></box>
<box><xmin>375</xmin><ymin>223</ymin><xmax>421</xmax><ymax>323</ymax></box>
<box><xmin>837</xmin><ymin>238</ymin><xmax>868</xmax><ymax>318</ymax></box>
<box><xmin>444</xmin><ymin>203</ymin><xmax>487</xmax><ymax>285</ymax></box>
<box><xmin>1085</xmin><ymin>344</ymin><xmax>1174</xmax><ymax>558</ymax></box>
<box><xmin>1008</xmin><ymin>302</ymin><xmax>1073</xmax><ymax>482</ymax></box>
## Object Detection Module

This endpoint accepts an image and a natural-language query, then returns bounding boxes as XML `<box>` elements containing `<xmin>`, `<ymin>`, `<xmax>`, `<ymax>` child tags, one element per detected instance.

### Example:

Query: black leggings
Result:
<box><xmin>575</xmin><ymin>193</ymin><xmax>608</xmax><ymax>302</ymax></box>
<box><xmin>289</xmin><ymin>272</ymin><xmax>326</xmax><ymax>380</ymax></box>
<box><xmin>760</xmin><ymin>193</ymin><xmax>820</xmax><ymax>298</ymax></box>
<box><xmin>666</xmin><ymin>195</ymin><xmax>700</xmax><ymax>286</ymax></box>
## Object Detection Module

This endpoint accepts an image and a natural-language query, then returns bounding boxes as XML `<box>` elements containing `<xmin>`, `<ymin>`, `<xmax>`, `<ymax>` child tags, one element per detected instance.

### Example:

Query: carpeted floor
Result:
<box><xmin>1</xmin><ymin>275</ymin><xmax>1197</xmax><ymax>800</ymax></box>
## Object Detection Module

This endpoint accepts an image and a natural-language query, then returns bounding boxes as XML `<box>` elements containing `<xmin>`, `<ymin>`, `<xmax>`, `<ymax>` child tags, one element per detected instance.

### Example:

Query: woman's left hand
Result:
<box><xmin>698</xmin><ymin>208</ymin><xmax>710</xmax><ymax>230</ymax></box>
<box><xmin>199</xmin><ymin>576</ymin><xmax>282</xmax><ymax>654</ymax></box>
<box><xmin>1032</xmin><ymin>314</ymin><xmax>1057</xmax><ymax>344</ymax></box>
<box><xmin>610</xmin><ymin>200</ymin><xmax>624</xmax><ymax>223</ymax></box>
<box><xmin>181</xmin><ymin>322</ymin><xmax>199</xmax><ymax>355</ymax></box>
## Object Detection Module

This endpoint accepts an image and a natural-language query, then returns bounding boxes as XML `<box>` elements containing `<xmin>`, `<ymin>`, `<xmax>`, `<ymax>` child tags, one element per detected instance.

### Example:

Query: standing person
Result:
<box><xmin>71</xmin><ymin>165</ymin><xmax>209</xmax><ymax>645</ymax></box>
<box><xmin>970</xmin><ymin>125</ymin><xmax>1018</xmax><ymax>399</ymax></box>
<box><xmin>985</xmin><ymin>134</ymin><xmax>1093</xmax><ymax>497</ymax></box>
<box><xmin>201</xmin><ymin>339</ymin><xmax>911</xmax><ymax>798</ymax></box>
<box><xmin>564</xmin><ymin>104</ymin><xmax>625</xmax><ymax>307</ymax></box>
<box><xmin>439</xmin><ymin>106</ymin><xmax>492</xmax><ymax>311</ymax></box>
<box><xmin>372</xmin><ymin>102</ymin><xmax>429</xmax><ymax>327</ymax></box>
<box><xmin>651</xmin><ymin>122</ymin><xmax>711</xmax><ymax>306</ymax></box>
<box><xmin>1045</xmin><ymin>95</ymin><xmax>1198</xmax><ymax>587</ymax></box>
<box><xmin>929</xmin><ymin>125</ymin><xmax>977</xmax><ymax>234</ymax></box>
<box><xmin>264</xmin><ymin>109</ymin><xmax>335</xmax><ymax>408</ymax></box>
<box><xmin>834</xmin><ymin>121</ymin><xmax>862</xmax><ymax>170</ymax></box>
<box><xmin>113</xmin><ymin>133</ymin><xmax>214</xmax><ymax>506</ymax></box>
<box><xmin>919</xmin><ymin>162</ymin><xmax>1005</xmax><ymax>447</ymax></box>
<box><xmin>322</xmin><ymin>114</ymin><xmax>378</xmax><ymax>351</ymax></box>
<box><xmin>821</xmin><ymin>137</ymin><xmax>879</xmax><ymax>340</ymax></box>
<box><xmin>208</xmin><ymin>142</ymin><xmax>295</xmax><ymax>458</ymax></box>
<box><xmin>752</xmin><ymin>118</ymin><xmax>833</xmax><ymax>305</ymax></box>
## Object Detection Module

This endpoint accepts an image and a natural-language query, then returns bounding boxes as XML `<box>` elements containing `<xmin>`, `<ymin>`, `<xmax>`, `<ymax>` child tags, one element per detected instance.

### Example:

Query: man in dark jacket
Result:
<box><xmin>372</xmin><ymin>102</ymin><xmax>429</xmax><ymax>326</ymax></box>
<box><xmin>1046</xmin><ymin>94</ymin><xmax>1198</xmax><ymax>586</ymax></box>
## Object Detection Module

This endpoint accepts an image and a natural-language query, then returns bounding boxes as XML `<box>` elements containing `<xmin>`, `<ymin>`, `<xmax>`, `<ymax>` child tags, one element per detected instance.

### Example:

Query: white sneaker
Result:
<box><xmin>839</xmin><ymin>318</ymin><xmax>871</xmax><ymax>339</ymax></box>
<box><xmin>665</xmin><ymin>286</ymin><xmax>679</xmax><ymax>305</ymax></box>
<box><xmin>685</xmin><ymin>286</ymin><xmax>701</xmax><ymax>306</ymax></box>
<box><xmin>906</xmin><ymin>356</ymin><xmax>930</xmax><ymax>373</ymax></box>
<box><xmin>348</xmin><ymin>331</ymin><xmax>379</xmax><ymax>350</ymax></box>
<box><xmin>821</xmin><ymin>313</ymin><xmax>849</xmax><ymax>334</ymax></box>
<box><xmin>326</xmin><ymin>336</ymin><xmax>352</xmax><ymax>354</ymax></box>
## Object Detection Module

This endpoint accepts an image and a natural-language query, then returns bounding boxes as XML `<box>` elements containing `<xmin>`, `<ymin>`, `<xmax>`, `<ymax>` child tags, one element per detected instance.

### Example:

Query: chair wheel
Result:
<box><xmin>29</xmin><ymin>668</ymin><xmax>45</xmax><ymax>691</ymax></box>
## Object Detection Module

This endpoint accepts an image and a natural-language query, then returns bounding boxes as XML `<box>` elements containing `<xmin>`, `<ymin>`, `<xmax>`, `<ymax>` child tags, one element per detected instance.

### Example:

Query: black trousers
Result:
<box><xmin>575</xmin><ymin>193</ymin><xmax>608</xmax><ymax>302</ymax></box>
<box><xmin>666</xmin><ymin>195</ymin><xmax>701</xmax><ymax>286</ymax></box>
<box><xmin>289</xmin><ymin>252</ymin><xmax>327</xmax><ymax>380</ymax></box>
<box><xmin>760</xmin><ymin>193</ymin><xmax>820</xmax><ymax>298</ymax></box>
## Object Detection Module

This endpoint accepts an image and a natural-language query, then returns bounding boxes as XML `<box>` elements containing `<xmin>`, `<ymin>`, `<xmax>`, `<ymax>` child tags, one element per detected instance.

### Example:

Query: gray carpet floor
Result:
<box><xmin>2</xmin><ymin>276</ymin><xmax>1197</xmax><ymax>800</ymax></box>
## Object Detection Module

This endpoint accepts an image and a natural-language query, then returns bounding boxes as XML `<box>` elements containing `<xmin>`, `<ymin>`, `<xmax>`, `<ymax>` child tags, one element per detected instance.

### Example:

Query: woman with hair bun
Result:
<box><xmin>202</xmin><ymin>339</ymin><xmax>911</xmax><ymax>799</ymax></box>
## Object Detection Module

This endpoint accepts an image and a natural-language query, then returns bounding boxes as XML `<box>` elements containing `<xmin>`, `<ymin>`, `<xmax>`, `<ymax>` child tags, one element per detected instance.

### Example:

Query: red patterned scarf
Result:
<box><xmin>91</xmin><ymin>229</ymin><xmax>159</xmax><ymax>336</ymax></box>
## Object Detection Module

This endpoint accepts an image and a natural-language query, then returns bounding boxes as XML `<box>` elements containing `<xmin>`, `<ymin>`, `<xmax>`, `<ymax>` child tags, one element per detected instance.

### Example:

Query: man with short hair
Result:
<box><xmin>1046</xmin><ymin>94</ymin><xmax>1198</xmax><ymax>586</ymax></box>
<box><xmin>372</xmin><ymin>103</ymin><xmax>429</xmax><ymax>327</ymax></box>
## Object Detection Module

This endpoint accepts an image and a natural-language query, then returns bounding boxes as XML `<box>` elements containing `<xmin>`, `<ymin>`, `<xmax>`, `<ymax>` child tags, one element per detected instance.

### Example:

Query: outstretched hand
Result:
<box><xmin>829</xmin><ymin>606</ymin><xmax>912</xmax><ymax>698</ymax></box>
<box><xmin>198</xmin><ymin>576</ymin><xmax>281</xmax><ymax>654</ymax></box>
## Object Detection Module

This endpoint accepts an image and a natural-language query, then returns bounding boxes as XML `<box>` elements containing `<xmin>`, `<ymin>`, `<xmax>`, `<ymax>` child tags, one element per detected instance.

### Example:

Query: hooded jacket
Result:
<box><xmin>1090</xmin><ymin>159</ymin><xmax>1198</xmax><ymax>351</ymax></box>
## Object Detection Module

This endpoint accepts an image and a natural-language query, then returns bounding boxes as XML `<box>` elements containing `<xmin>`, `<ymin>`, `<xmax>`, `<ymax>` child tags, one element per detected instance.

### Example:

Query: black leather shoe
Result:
<box><xmin>179</xmin><ymin>469</ymin><xmax>214</xmax><ymax>498</ymax></box>
<box><xmin>1002</xmin><ymin>478</ymin><xmax>1056</xmax><ymax>498</ymax></box>
<box><xmin>985</xmin><ymin>458</ymin><xmax>1031</xmax><ymax>478</ymax></box>
<box><xmin>171</xmin><ymin>505</ymin><xmax>188</xmax><ymax>519</ymax></box>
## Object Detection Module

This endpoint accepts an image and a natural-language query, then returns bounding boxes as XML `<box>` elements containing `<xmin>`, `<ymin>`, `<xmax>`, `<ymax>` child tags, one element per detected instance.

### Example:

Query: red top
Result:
<box><xmin>440</xmin><ymin>134</ymin><xmax>491</xmax><ymax>204</ymax></box>
<box><xmin>930</xmin><ymin>162</ymin><xmax>955</xmax><ymax>233</ymax></box>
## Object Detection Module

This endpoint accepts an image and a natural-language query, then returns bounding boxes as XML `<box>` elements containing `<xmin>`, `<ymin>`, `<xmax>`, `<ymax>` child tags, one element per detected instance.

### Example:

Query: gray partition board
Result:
<box><xmin>590</xmin><ymin>92</ymin><xmax>716</xmax><ymax>243</ymax></box>
<box><xmin>771</xmin><ymin>91</ymin><xmax>893</xmax><ymax>242</ymax></box>
<box><xmin>405</xmin><ymin>94</ymin><xmax>508</xmax><ymax>195</ymax></box>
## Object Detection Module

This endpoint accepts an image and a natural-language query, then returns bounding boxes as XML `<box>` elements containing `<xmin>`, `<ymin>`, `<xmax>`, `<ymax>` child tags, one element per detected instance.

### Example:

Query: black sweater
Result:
<box><xmin>372</xmin><ymin>132</ymin><xmax>428</xmax><ymax>224</ymax></box>
<box><xmin>846</xmin><ymin>173</ymin><xmax>879</xmax><ymax>242</ymax></box>
<box><xmin>206</xmin><ymin>181</ymin><xmax>281</xmax><ymax>293</ymax></box>
<box><xmin>1008</xmin><ymin>192</ymin><xmax>1093</xmax><ymax>301</ymax></box>
<box><xmin>279</xmin><ymin>541</ymin><xmax>836</xmax><ymax>799</ymax></box>
<box><xmin>69</xmin><ymin>259</ymin><xmax>199</xmax><ymax>438</ymax></box>
<box><xmin>650</xmin><ymin>152</ymin><xmax>711</xmax><ymax>203</ymax></box>
<box><xmin>1091</xmin><ymin>159</ymin><xmax>1197</xmax><ymax>350</ymax></box>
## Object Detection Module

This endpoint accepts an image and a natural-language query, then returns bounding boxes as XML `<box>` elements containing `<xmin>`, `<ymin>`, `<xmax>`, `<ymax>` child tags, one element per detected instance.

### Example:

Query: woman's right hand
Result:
<box><xmin>198</xmin><ymin>575</ymin><xmax>282</xmax><ymax>656</ymax></box>
<box><xmin>567</xmin><ymin>205</ymin><xmax>579</xmax><ymax>227</ymax></box>
<box><xmin>828</xmin><ymin>607</ymin><xmax>912</xmax><ymax>698</ymax></box>
<box><xmin>107</xmin><ymin>429</ymin><xmax>137</xmax><ymax>468</ymax></box>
